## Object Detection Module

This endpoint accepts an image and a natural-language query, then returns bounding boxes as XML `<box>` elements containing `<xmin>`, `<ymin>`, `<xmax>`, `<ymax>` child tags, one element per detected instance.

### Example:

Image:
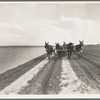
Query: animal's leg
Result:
<box><xmin>60</xmin><ymin>52</ymin><xmax>61</xmax><ymax>58</ymax></box>
<box><xmin>67</xmin><ymin>51</ymin><xmax>69</xmax><ymax>59</ymax></box>
<box><xmin>81</xmin><ymin>53</ymin><xmax>82</xmax><ymax>57</ymax></box>
<box><xmin>77</xmin><ymin>52</ymin><xmax>79</xmax><ymax>59</ymax></box>
<box><xmin>53</xmin><ymin>50</ymin><xmax>55</xmax><ymax>54</ymax></box>
<box><xmin>76</xmin><ymin>52</ymin><xmax>79</xmax><ymax>59</ymax></box>
<box><xmin>80</xmin><ymin>50</ymin><xmax>82</xmax><ymax>58</ymax></box>
<box><xmin>69</xmin><ymin>52</ymin><xmax>70</xmax><ymax>59</ymax></box>
<box><xmin>76</xmin><ymin>52</ymin><xmax>78</xmax><ymax>58</ymax></box>
<box><xmin>67</xmin><ymin>52</ymin><xmax>68</xmax><ymax>59</ymax></box>
<box><xmin>70</xmin><ymin>51</ymin><xmax>72</xmax><ymax>59</ymax></box>
<box><xmin>79</xmin><ymin>51</ymin><xmax>82</xmax><ymax>58</ymax></box>
<box><xmin>47</xmin><ymin>53</ymin><xmax>50</xmax><ymax>60</ymax></box>
<box><xmin>51</xmin><ymin>51</ymin><xmax>52</xmax><ymax>55</ymax></box>
<box><xmin>58</xmin><ymin>51</ymin><xmax>60</xmax><ymax>59</ymax></box>
<box><xmin>78</xmin><ymin>52</ymin><xmax>80</xmax><ymax>59</ymax></box>
<box><xmin>79</xmin><ymin>51</ymin><xmax>82</xmax><ymax>59</ymax></box>
<box><xmin>48</xmin><ymin>56</ymin><xmax>50</xmax><ymax>60</ymax></box>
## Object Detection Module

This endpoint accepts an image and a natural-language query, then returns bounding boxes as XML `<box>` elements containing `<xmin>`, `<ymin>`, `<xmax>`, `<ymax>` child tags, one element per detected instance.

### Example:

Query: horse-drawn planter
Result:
<box><xmin>56</xmin><ymin>49</ymin><xmax>67</xmax><ymax>58</ymax></box>
<box><xmin>45</xmin><ymin>40</ymin><xmax>84</xmax><ymax>60</ymax></box>
<box><xmin>55</xmin><ymin>42</ymin><xmax>74</xmax><ymax>59</ymax></box>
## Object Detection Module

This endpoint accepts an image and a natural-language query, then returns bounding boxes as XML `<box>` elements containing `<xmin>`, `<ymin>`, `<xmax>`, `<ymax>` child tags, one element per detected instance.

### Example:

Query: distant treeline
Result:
<box><xmin>85</xmin><ymin>44</ymin><xmax>100</xmax><ymax>46</ymax></box>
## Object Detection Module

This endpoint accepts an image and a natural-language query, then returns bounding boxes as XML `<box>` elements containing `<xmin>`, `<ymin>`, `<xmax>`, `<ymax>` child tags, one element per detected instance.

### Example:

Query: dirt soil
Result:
<box><xmin>18</xmin><ymin>54</ymin><xmax>62</xmax><ymax>94</ymax></box>
<box><xmin>1</xmin><ymin>45</ymin><xmax>100</xmax><ymax>95</ymax></box>
<box><xmin>0</xmin><ymin>54</ymin><xmax>47</xmax><ymax>91</ymax></box>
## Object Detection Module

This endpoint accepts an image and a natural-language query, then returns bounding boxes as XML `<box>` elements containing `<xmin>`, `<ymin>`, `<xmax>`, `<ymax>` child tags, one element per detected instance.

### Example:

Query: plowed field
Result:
<box><xmin>0</xmin><ymin>45</ymin><xmax>100</xmax><ymax>95</ymax></box>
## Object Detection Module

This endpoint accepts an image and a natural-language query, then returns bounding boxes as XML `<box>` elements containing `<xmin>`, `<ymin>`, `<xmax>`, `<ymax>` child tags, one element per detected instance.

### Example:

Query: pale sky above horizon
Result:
<box><xmin>0</xmin><ymin>2</ymin><xmax>100</xmax><ymax>46</ymax></box>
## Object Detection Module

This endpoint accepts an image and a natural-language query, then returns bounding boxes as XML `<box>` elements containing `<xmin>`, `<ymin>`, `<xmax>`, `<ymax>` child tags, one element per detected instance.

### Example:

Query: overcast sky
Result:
<box><xmin>0</xmin><ymin>2</ymin><xmax>100</xmax><ymax>46</ymax></box>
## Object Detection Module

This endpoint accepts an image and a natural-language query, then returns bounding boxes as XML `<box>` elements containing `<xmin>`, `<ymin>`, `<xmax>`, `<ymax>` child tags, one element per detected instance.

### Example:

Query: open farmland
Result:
<box><xmin>0</xmin><ymin>45</ymin><xmax>100</xmax><ymax>95</ymax></box>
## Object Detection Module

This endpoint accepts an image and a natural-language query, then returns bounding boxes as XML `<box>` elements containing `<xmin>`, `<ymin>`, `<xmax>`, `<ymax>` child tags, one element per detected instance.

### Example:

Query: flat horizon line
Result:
<box><xmin>0</xmin><ymin>45</ymin><xmax>44</xmax><ymax>47</ymax></box>
<box><xmin>0</xmin><ymin>44</ymin><xmax>100</xmax><ymax>47</ymax></box>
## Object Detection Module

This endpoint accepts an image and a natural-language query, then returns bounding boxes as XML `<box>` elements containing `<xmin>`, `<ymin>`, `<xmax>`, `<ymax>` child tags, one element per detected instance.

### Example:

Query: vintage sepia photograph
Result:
<box><xmin>0</xmin><ymin>1</ymin><xmax>100</xmax><ymax>98</ymax></box>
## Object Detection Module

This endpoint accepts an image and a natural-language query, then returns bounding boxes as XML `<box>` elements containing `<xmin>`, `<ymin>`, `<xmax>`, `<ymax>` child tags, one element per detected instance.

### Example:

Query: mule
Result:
<box><xmin>73</xmin><ymin>40</ymin><xmax>84</xmax><ymax>59</ymax></box>
<box><xmin>44</xmin><ymin>42</ymin><xmax>55</xmax><ymax>60</ymax></box>
<box><xmin>55</xmin><ymin>43</ymin><xmax>65</xmax><ymax>58</ymax></box>
<box><xmin>67</xmin><ymin>42</ymin><xmax>74</xmax><ymax>60</ymax></box>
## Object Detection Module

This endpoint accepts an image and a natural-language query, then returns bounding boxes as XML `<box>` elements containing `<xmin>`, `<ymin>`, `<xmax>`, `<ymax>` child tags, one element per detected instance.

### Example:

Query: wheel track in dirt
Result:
<box><xmin>17</xmin><ymin>52</ymin><xmax>100</xmax><ymax>94</ymax></box>
<box><xmin>44</xmin><ymin>58</ymin><xmax>62</xmax><ymax>94</ymax></box>
<box><xmin>83</xmin><ymin>52</ymin><xmax>100</xmax><ymax>70</ymax></box>
<box><xmin>70</xmin><ymin>51</ymin><xmax>100</xmax><ymax>91</ymax></box>
<box><xmin>69</xmin><ymin>58</ymin><xmax>91</xmax><ymax>86</ymax></box>
<box><xmin>1</xmin><ymin>49</ymin><xmax>100</xmax><ymax>94</ymax></box>
<box><xmin>0</xmin><ymin>54</ymin><xmax>46</xmax><ymax>91</ymax></box>
<box><xmin>19</xmin><ymin>55</ymin><xmax>61</xmax><ymax>94</ymax></box>
<box><xmin>83</xmin><ymin>51</ymin><xmax>100</xmax><ymax>58</ymax></box>
<box><xmin>41</xmin><ymin>56</ymin><xmax>57</xmax><ymax>94</ymax></box>
<box><xmin>82</xmin><ymin>53</ymin><xmax>100</xmax><ymax>75</ymax></box>
<box><xmin>71</xmin><ymin>57</ymin><xmax>100</xmax><ymax>91</ymax></box>
<box><xmin>82</xmin><ymin>53</ymin><xmax>100</xmax><ymax>89</ymax></box>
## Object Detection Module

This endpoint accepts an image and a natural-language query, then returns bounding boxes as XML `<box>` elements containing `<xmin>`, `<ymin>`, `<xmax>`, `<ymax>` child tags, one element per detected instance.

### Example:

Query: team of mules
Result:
<box><xmin>44</xmin><ymin>40</ymin><xmax>84</xmax><ymax>60</ymax></box>
<box><xmin>44</xmin><ymin>42</ymin><xmax>55</xmax><ymax>59</ymax></box>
